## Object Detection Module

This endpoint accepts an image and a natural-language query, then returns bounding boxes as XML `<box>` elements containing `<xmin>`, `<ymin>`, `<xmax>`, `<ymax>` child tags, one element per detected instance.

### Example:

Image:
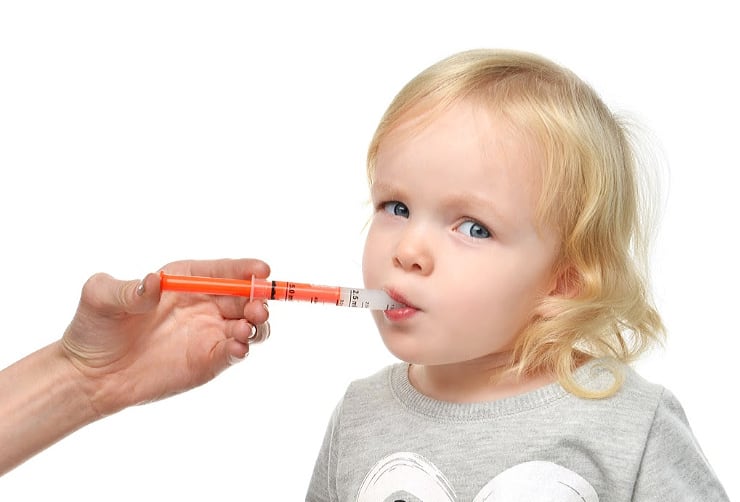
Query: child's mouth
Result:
<box><xmin>384</xmin><ymin>290</ymin><xmax>419</xmax><ymax>321</ymax></box>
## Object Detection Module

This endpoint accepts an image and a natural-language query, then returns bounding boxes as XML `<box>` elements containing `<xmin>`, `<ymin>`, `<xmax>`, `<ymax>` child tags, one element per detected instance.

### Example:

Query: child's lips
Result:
<box><xmin>384</xmin><ymin>289</ymin><xmax>420</xmax><ymax>321</ymax></box>
<box><xmin>386</xmin><ymin>289</ymin><xmax>415</xmax><ymax>309</ymax></box>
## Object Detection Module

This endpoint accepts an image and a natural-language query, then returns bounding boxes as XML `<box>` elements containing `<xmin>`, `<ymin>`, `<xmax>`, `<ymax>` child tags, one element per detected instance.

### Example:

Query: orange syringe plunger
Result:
<box><xmin>159</xmin><ymin>272</ymin><xmax>405</xmax><ymax>310</ymax></box>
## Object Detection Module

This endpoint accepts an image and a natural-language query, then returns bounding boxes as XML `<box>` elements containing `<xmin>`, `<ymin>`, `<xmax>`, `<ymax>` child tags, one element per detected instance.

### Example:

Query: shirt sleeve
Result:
<box><xmin>632</xmin><ymin>388</ymin><xmax>729</xmax><ymax>501</ymax></box>
<box><xmin>306</xmin><ymin>398</ymin><xmax>343</xmax><ymax>502</ymax></box>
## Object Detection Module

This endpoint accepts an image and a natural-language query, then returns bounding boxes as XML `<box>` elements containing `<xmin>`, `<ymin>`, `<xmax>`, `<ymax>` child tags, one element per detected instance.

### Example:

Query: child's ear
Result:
<box><xmin>535</xmin><ymin>264</ymin><xmax>581</xmax><ymax>319</ymax></box>
<box><xmin>547</xmin><ymin>264</ymin><xmax>581</xmax><ymax>299</ymax></box>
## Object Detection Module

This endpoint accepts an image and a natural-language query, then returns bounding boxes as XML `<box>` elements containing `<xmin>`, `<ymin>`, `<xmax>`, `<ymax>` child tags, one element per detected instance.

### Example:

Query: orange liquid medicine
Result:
<box><xmin>159</xmin><ymin>272</ymin><xmax>404</xmax><ymax>310</ymax></box>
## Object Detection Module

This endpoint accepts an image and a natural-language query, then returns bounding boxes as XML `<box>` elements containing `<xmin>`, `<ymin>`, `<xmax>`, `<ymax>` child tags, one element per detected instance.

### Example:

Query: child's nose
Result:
<box><xmin>393</xmin><ymin>226</ymin><xmax>434</xmax><ymax>275</ymax></box>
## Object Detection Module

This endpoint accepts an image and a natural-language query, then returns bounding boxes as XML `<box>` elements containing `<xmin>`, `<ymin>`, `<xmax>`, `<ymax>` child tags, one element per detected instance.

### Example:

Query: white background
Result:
<box><xmin>1</xmin><ymin>1</ymin><xmax>737</xmax><ymax>499</ymax></box>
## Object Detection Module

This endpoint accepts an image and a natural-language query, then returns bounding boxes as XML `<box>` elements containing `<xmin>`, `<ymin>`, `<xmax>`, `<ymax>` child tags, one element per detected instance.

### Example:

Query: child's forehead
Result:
<box><xmin>379</xmin><ymin>98</ymin><xmax>543</xmax><ymax>166</ymax></box>
<box><xmin>376</xmin><ymin>101</ymin><xmax>544</xmax><ymax>190</ymax></box>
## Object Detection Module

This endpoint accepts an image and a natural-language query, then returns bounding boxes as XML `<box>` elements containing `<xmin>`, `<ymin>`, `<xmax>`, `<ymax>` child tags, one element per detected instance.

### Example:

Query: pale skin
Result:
<box><xmin>0</xmin><ymin>258</ymin><xmax>270</xmax><ymax>475</ymax></box>
<box><xmin>363</xmin><ymin>100</ymin><xmax>566</xmax><ymax>403</ymax></box>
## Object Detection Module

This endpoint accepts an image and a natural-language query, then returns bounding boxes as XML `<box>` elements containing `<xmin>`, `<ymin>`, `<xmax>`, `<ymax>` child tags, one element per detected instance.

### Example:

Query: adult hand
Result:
<box><xmin>62</xmin><ymin>258</ymin><xmax>271</xmax><ymax>417</ymax></box>
<box><xmin>1</xmin><ymin>257</ymin><xmax>270</xmax><ymax>475</ymax></box>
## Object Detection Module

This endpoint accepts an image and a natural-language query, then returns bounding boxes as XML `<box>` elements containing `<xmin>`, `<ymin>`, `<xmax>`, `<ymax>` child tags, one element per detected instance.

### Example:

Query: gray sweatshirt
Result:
<box><xmin>307</xmin><ymin>360</ymin><xmax>728</xmax><ymax>501</ymax></box>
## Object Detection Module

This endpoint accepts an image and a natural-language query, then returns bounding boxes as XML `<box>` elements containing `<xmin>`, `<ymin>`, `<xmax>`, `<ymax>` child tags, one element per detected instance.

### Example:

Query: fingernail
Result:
<box><xmin>229</xmin><ymin>353</ymin><xmax>246</xmax><ymax>365</ymax></box>
<box><xmin>249</xmin><ymin>321</ymin><xmax>270</xmax><ymax>344</ymax></box>
<box><xmin>262</xmin><ymin>302</ymin><xmax>269</xmax><ymax>313</ymax></box>
<box><xmin>136</xmin><ymin>280</ymin><xmax>146</xmax><ymax>296</ymax></box>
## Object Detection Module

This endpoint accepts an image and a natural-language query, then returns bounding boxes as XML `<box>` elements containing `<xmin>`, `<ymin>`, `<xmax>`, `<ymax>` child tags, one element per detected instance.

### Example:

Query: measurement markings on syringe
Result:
<box><xmin>350</xmin><ymin>289</ymin><xmax>360</xmax><ymax>308</ymax></box>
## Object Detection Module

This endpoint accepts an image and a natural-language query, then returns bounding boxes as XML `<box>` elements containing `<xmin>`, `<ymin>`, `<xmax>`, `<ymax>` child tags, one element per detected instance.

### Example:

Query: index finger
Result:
<box><xmin>166</xmin><ymin>258</ymin><xmax>271</xmax><ymax>281</ymax></box>
<box><xmin>159</xmin><ymin>258</ymin><xmax>271</xmax><ymax>320</ymax></box>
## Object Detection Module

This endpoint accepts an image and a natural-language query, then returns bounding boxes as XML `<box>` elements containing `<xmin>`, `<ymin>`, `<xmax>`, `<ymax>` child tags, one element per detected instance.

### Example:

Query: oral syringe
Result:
<box><xmin>159</xmin><ymin>272</ymin><xmax>405</xmax><ymax>310</ymax></box>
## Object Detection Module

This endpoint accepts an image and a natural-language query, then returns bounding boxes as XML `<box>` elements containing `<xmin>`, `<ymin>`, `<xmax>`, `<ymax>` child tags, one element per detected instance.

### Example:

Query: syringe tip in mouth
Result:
<box><xmin>159</xmin><ymin>272</ymin><xmax>405</xmax><ymax>311</ymax></box>
<box><xmin>337</xmin><ymin>287</ymin><xmax>406</xmax><ymax>310</ymax></box>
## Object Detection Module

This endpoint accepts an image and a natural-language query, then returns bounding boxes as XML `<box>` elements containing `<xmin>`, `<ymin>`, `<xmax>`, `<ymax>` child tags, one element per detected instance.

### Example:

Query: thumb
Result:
<box><xmin>129</xmin><ymin>272</ymin><xmax>163</xmax><ymax>313</ymax></box>
<box><xmin>82</xmin><ymin>272</ymin><xmax>161</xmax><ymax>315</ymax></box>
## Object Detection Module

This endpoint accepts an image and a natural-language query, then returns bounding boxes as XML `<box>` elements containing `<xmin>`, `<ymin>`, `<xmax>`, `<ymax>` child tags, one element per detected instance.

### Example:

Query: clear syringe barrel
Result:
<box><xmin>336</xmin><ymin>287</ymin><xmax>405</xmax><ymax>310</ymax></box>
<box><xmin>159</xmin><ymin>273</ymin><xmax>404</xmax><ymax>311</ymax></box>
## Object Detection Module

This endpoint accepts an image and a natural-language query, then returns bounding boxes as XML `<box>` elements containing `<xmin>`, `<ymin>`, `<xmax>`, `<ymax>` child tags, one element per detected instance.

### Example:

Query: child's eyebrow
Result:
<box><xmin>369</xmin><ymin>181</ymin><xmax>407</xmax><ymax>200</ymax></box>
<box><xmin>372</xmin><ymin>181</ymin><xmax>509</xmax><ymax>225</ymax></box>
<box><xmin>440</xmin><ymin>192</ymin><xmax>507</xmax><ymax>224</ymax></box>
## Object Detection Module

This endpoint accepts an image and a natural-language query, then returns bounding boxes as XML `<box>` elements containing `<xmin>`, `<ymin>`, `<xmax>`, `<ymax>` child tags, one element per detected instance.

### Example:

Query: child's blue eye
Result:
<box><xmin>457</xmin><ymin>220</ymin><xmax>491</xmax><ymax>239</ymax></box>
<box><xmin>382</xmin><ymin>201</ymin><xmax>410</xmax><ymax>218</ymax></box>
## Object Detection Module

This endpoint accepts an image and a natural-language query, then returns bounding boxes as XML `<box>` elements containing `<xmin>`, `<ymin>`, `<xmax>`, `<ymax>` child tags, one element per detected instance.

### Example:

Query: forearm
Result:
<box><xmin>0</xmin><ymin>340</ymin><xmax>99</xmax><ymax>475</ymax></box>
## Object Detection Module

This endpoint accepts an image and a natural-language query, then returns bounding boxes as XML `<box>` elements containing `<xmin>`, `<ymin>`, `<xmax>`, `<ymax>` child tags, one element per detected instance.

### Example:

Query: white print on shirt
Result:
<box><xmin>356</xmin><ymin>452</ymin><xmax>599</xmax><ymax>502</ymax></box>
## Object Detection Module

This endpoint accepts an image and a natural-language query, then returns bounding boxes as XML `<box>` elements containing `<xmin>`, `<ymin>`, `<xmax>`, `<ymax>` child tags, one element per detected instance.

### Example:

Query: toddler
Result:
<box><xmin>306</xmin><ymin>49</ymin><xmax>728</xmax><ymax>501</ymax></box>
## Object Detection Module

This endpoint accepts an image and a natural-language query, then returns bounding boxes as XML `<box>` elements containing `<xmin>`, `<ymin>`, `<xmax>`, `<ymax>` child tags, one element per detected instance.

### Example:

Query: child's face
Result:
<box><xmin>363</xmin><ymin>99</ymin><xmax>561</xmax><ymax>368</ymax></box>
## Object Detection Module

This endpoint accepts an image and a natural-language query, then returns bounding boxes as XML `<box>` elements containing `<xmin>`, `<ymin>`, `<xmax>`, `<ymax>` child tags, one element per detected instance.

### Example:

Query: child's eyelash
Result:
<box><xmin>456</xmin><ymin>219</ymin><xmax>492</xmax><ymax>239</ymax></box>
<box><xmin>380</xmin><ymin>200</ymin><xmax>410</xmax><ymax>217</ymax></box>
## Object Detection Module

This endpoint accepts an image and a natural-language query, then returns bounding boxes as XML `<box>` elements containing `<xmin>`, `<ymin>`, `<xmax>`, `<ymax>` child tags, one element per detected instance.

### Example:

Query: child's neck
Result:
<box><xmin>408</xmin><ymin>356</ymin><xmax>556</xmax><ymax>403</ymax></box>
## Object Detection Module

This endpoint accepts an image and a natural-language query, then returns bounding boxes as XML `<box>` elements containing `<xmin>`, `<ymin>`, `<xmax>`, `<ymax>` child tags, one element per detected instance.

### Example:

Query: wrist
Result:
<box><xmin>0</xmin><ymin>341</ymin><xmax>102</xmax><ymax>474</ymax></box>
<box><xmin>54</xmin><ymin>340</ymin><xmax>110</xmax><ymax>421</ymax></box>
<box><xmin>59</xmin><ymin>339</ymin><xmax>132</xmax><ymax>419</ymax></box>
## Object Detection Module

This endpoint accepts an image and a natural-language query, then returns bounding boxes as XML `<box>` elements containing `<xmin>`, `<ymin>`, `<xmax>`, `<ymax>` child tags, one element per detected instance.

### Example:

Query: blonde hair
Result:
<box><xmin>367</xmin><ymin>49</ymin><xmax>665</xmax><ymax>398</ymax></box>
